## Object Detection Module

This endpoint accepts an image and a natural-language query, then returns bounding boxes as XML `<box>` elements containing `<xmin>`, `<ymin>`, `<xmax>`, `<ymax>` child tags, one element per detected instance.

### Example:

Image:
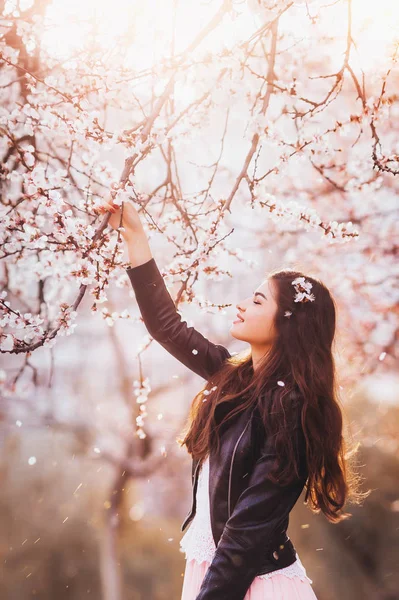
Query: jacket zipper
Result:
<box><xmin>192</xmin><ymin>458</ymin><xmax>201</xmax><ymax>487</ymax></box>
<box><xmin>183</xmin><ymin>413</ymin><xmax>252</xmax><ymax>529</ymax></box>
<box><xmin>228</xmin><ymin>416</ymin><xmax>252</xmax><ymax>518</ymax></box>
<box><xmin>182</xmin><ymin>459</ymin><xmax>201</xmax><ymax>529</ymax></box>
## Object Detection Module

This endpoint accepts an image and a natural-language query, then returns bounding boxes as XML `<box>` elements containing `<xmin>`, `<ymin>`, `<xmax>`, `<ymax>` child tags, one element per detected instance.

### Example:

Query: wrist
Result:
<box><xmin>124</xmin><ymin>231</ymin><xmax>153</xmax><ymax>266</ymax></box>
<box><xmin>121</xmin><ymin>230</ymin><xmax>135</xmax><ymax>243</ymax></box>
<box><xmin>121</xmin><ymin>228</ymin><xmax>142</xmax><ymax>243</ymax></box>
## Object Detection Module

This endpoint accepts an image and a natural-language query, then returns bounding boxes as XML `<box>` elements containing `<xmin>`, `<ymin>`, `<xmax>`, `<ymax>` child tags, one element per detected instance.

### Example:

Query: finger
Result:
<box><xmin>102</xmin><ymin>202</ymin><xmax>117</xmax><ymax>212</ymax></box>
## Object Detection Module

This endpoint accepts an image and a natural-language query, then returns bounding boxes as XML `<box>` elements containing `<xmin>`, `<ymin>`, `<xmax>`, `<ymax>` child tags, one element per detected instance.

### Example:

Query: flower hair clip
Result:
<box><xmin>283</xmin><ymin>277</ymin><xmax>315</xmax><ymax>318</ymax></box>
<box><xmin>292</xmin><ymin>277</ymin><xmax>316</xmax><ymax>303</ymax></box>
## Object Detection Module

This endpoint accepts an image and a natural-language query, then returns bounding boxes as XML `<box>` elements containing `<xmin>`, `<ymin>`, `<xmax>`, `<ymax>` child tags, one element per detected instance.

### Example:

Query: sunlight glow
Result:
<box><xmin>351</xmin><ymin>0</ymin><xmax>399</xmax><ymax>68</ymax></box>
<box><xmin>34</xmin><ymin>0</ymin><xmax>399</xmax><ymax>73</ymax></box>
<box><xmin>39</xmin><ymin>0</ymin><xmax>247</xmax><ymax>64</ymax></box>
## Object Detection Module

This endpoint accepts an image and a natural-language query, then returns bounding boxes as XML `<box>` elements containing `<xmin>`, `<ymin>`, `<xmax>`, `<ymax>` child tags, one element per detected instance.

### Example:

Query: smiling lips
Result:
<box><xmin>233</xmin><ymin>313</ymin><xmax>244</xmax><ymax>324</ymax></box>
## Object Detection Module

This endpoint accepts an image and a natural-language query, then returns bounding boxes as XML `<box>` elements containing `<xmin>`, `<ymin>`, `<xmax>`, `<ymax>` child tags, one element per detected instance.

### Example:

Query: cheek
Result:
<box><xmin>245</xmin><ymin>311</ymin><xmax>271</xmax><ymax>334</ymax></box>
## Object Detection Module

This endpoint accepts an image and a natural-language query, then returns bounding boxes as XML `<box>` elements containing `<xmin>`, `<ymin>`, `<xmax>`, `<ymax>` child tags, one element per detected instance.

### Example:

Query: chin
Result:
<box><xmin>229</xmin><ymin>326</ymin><xmax>248</xmax><ymax>342</ymax></box>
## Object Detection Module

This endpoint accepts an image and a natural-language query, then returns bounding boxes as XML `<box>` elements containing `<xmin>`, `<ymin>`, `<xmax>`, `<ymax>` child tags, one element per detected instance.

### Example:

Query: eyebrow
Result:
<box><xmin>253</xmin><ymin>291</ymin><xmax>267</xmax><ymax>300</ymax></box>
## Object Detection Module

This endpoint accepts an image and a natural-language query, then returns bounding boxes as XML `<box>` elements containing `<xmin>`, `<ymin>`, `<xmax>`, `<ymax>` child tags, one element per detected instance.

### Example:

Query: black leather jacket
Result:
<box><xmin>126</xmin><ymin>257</ymin><xmax>308</xmax><ymax>600</ymax></box>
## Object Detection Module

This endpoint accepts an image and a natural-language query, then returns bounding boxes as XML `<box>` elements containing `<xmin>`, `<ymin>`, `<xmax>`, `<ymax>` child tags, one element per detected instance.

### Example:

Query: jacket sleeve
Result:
<box><xmin>195</xmin><ymin>423</ymin><xmax>308</xmax><ymax>600</ymax></box>
<box><xmin>125</xmin><ymin>257</ymin><xmax>231</xmax><ymax>381</ymax></box>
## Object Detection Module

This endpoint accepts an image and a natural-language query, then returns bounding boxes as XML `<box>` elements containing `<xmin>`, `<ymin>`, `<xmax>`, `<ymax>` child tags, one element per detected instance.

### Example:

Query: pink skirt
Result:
<box><xmin>181</xmin><ymin>558</ymin><xmax>319</xmax><ymax>600</ymax></box>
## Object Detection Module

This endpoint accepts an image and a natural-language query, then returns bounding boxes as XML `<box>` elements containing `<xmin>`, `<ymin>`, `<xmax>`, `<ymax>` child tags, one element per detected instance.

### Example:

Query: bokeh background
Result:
<box><xmin>1</xmin><ymin>0</ymin><xmax>399</xmax><ymax>598</ymax></box>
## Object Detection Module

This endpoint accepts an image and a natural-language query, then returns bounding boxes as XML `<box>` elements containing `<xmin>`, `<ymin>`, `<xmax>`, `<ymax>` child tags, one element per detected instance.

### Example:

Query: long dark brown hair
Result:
<box><xmin>177</xmin><ymin>268</ymin><xmax>370</xmax><ymax>523</ymax></box>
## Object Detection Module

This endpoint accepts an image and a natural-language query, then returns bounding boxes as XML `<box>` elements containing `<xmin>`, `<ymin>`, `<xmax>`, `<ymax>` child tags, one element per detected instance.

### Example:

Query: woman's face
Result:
<box><xmin>230</xmin><ymin>278</ymin><xmax>279</xmax><ymax>347</ymax></box>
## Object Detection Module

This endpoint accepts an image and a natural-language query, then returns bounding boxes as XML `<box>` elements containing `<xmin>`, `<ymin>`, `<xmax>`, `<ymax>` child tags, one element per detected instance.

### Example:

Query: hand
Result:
<box><xmin>94</xmin><ymin>197</ymin><xmax>144</xmax><ymax>239</ymax></box>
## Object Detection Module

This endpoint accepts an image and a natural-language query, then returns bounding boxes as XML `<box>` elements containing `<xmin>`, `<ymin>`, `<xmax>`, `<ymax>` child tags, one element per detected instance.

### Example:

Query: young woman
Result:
<box><xmin>96</xmin><ymin>199</ymin><xmax>368</xmax><ymax>600</ymax></box>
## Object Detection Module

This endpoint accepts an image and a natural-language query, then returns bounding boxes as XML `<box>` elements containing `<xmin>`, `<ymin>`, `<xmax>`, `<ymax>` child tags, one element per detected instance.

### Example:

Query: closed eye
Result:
<box><xmin>253</xmin><ymin>300</ymin><xmax>261</xmax><ymax>305</ymax></box>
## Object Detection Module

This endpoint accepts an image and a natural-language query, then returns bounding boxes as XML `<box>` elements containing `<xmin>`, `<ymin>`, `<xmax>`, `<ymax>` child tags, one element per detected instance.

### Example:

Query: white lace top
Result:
<box><xmin>180</xmin><ymin>455</ymin><xmax>313</xmax><ymax>584</ymax></box>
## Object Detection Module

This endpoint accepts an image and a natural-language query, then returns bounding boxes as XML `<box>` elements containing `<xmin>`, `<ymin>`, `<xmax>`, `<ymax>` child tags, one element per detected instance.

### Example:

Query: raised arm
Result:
<box><xmin>126</xmin><ymin>256</ymin><xmax>231</xmax><ymax>381</ymax></box>
<box><xmin>95</xmin><ymin>198</ymin><xmax>231</xmax><ymax>381</ymax></box>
